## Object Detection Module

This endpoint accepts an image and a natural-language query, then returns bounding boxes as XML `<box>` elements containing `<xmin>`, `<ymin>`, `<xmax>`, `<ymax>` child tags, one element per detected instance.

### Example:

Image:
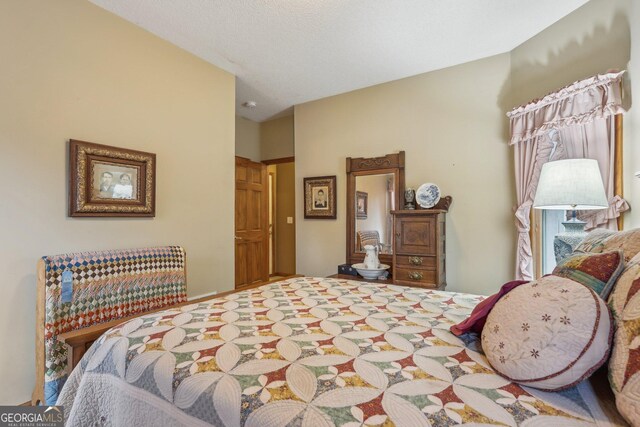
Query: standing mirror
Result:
<box><xmin>346</xmin><ymin>152</ymin><xmax>405</xmax><ymax>268</ymax></box>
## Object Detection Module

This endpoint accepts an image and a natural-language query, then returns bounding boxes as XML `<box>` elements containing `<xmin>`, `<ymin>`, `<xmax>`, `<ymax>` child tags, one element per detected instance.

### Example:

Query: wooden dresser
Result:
<box><xmin>391</xmin><ymin>209</ymin><xmax>446</xmax><ymax>289</ymax></box>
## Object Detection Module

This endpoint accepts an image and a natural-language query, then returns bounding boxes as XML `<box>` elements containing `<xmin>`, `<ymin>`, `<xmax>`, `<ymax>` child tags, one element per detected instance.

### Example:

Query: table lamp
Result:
<box><xmin>533</xmin><ymin>159</ymin><xmax>608</xmax><ymax>262</ymax></box>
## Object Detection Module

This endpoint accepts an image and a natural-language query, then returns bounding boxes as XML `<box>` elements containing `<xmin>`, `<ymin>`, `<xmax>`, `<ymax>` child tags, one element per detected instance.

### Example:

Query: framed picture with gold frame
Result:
<box><xmin>304</xmin><ymin>175</ymin><xmax>336</xmax><ymax>219</ymax></box>
<box><xmin>356</xmin><ymin>191</ymin><xmax>368</xmax><ymax>219</ymax></box>
<box><xmin>69</xmin><ymin>139</ymin><xmax>156</xmax><ymax>217</ymax></box>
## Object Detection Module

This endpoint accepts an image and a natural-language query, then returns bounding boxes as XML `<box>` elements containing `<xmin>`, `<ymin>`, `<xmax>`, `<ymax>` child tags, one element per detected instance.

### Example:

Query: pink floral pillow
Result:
<box><xmin>482</xmin><ymin>275</ymin><xmax>612</xmax><ymax>391</ymax></box>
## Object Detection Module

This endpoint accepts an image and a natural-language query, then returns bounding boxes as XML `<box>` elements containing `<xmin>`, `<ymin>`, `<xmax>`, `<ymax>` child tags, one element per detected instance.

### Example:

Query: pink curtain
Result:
<box><xmin>558</xmin><ymin>118</ymin><xmax>629</xmax><ymax>230</ymax></box>
<box><xmin>508</xmin><ymin>71</ymin><xmax>626</xmax><ymax>281</ymax></box>
<box><xmin>513</xmin><ymin>132</ymin><xmax>561</xmax><ymax>280</ymax></box>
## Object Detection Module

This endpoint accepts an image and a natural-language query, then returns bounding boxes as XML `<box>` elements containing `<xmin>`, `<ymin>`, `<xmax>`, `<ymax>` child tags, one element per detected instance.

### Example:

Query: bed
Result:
<box><xmin>57</xmin><ymin>276</ymin><xmax>625</xmax><ymax>426</ymax></box>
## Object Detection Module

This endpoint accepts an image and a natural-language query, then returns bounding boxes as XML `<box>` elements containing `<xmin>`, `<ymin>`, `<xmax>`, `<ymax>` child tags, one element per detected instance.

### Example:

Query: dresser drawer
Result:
<box><xmin>395</xmin><ymin>216</ymin><xmax>436</xmax><ymax>255</ymax></box>
<box><xmin>395</xmin><ymin>255</ymin><xmax>436</xmax><ymax>269</ymax></box>
<box><xmin>394</xmin><ymin>267</ymin><xmax>437</xmax><ymax>286</ymax></box>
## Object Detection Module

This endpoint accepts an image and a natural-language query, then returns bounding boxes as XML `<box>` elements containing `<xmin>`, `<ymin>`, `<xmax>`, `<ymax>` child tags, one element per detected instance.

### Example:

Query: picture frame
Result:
<box><xmin>304</xmin><ymin>175</ymin><xmax>337</xmax><ymax>219</ymax></box>
<box><xmin>356</xmin><ymin>191</ymin><xmax>368</xmax><ymax>219</ymax></box>
<box><xmin>69</xmin><ymin>139</ymin><xmax>156</xmax><ymax>217</ymax></box>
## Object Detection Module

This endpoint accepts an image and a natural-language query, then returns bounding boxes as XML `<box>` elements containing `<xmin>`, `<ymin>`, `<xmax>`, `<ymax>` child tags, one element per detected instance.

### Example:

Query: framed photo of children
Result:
<box><xmin>304</xmin><ymin>175</ymin><xmax>337</xmax><ymax>219</ymax></box>
<box><xmin>69</xmin><ymin>139</ymin><xmax>156</xmax><ymax>217</ymax></box>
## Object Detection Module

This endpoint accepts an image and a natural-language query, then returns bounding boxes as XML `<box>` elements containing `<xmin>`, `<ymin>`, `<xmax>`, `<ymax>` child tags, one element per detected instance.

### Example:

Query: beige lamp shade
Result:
<box><xmin>533</xmin><ymin>159</ymin><xmax>608</xmax><ymax>210</ymax></box>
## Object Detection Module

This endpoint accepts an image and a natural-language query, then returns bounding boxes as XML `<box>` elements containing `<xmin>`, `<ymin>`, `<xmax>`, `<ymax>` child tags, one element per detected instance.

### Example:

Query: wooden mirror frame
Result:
<box><xmin>346</xmin><ymin>151</ymin><xmax>405</xmax><ymax>267</ymax></box>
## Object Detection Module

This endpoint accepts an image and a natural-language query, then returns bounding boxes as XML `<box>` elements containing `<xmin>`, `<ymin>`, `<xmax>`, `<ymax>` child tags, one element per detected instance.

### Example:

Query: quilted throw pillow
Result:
<box><xmin>608</xmin><ymin>252</ymin><xmax>640</xmax><ymax>426</ymax></box>
<box><xmin>552</xmin><ymin>250</ymin><xmax>624</xmax><ymax>299</ymax></box>
<box><xmin>482</xmin><ymin>275</ymin><xmax>613</xmax><ymax>391</ymax></box>
<box><xmin>609</xmin><ymin>252</ymin><xmax>640</xmax><ymax>321</ymax></box>
<box><xmin>576</xmin><ymin>228</ymin><xmax>640</xmax><ymax>262</ymax></box>
<box><xmin>574</xmin><ymin>228</ymin><xmax>616</xmax><ymax>254</ymax></box>
<box><xmin>601</xmin><ymin>229</ymin><xmax>640</xmax><ymax>262</ymax></box>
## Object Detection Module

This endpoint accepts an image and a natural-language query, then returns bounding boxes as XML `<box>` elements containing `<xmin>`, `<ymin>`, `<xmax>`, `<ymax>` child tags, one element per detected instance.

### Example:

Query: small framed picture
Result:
<box><xmin>304</xmin><ymin>176</ymin><xmax>336</xmax><ymax>219</ymax></box>
<box><xmin>356</xmin><ymin>191</ymin><xmax>368</xmax><ymax>219</ymax></box>
<box><xmin>69</xmin><ymin>139</ymin><xmax>156</xmax><ymax>217</ymax></box>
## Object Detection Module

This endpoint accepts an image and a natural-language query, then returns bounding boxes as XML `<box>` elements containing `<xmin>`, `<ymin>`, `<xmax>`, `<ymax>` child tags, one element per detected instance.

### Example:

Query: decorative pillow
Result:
<box><xmin>609</xmin><ymin>252</ymin><xmax>640</xmax><ymax>322</ymax></box>
<box><xmin>601</xmin><ymin>228</ymin><xmax>640</xmax><ymax>262</ymax></box>
<box><xmin>576</xmin><ymin>228</ymin><xmax>640</xmax><ymax>262</ymax></box>
<box><xmin>552</xmin><ymin>250</ymin><xmax>624</xmax><ymax>299</ymax></box>
<box><xmin>482</xmin><ymin>275</ymin><xmax>612</xmax><ymax>391</ymax></box>
<box><xmin>574</xmin><ymin>228</ymin><xmax>616</xmax><ymax>254</ymax></box>
<box><xmin>608</xmin><ymin>252</ymin><xmax>640</xmax><ymax>425</ymax></box>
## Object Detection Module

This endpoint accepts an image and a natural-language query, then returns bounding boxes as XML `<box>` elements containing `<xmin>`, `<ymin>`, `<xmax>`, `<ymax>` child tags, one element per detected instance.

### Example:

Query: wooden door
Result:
<box><xmin>235</xmin><ymin>157</ymin><xmax>269</xmax><ymax>288</ymax></box>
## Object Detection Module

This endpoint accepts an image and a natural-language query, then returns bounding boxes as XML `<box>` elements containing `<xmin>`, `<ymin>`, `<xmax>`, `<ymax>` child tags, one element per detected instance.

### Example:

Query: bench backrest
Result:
<box><xmin>34</xmin><ymin>246</ymin><xmax>187</xmax><ymax>405</ymax></box>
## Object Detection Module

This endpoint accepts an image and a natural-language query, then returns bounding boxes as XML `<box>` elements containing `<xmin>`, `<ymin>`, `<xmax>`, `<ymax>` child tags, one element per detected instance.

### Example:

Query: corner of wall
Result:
<box><xmin>235</xmin><ymin>115</ymin><xmax>261</xmax><ymax>162</ymax></box>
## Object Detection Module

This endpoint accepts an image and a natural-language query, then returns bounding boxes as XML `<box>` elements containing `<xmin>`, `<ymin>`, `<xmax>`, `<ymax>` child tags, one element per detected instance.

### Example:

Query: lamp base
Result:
<box><xmin>554</xmin><ymin>219</ymin><xmax>587</xmax><ymax>263</ymax></box>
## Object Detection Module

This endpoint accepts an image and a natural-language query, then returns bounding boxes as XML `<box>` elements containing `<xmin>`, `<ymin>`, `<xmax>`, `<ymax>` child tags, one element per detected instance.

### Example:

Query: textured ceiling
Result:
<box><xmin>90</xmin><ymin>0</ymin><xmax>588</xmax><ymax>122</ymax></box>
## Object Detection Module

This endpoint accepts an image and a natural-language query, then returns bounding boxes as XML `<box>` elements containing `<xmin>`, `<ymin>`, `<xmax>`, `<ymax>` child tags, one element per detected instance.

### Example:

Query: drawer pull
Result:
<box><xmin>409</xmin><ymin>256</ymin><xmax>423</xmax><ymax>266</ymax></box>
<box><xmin>408</xmin><ymin>271</ymin><xmax>423</xmax><ymax>281</ymax></box>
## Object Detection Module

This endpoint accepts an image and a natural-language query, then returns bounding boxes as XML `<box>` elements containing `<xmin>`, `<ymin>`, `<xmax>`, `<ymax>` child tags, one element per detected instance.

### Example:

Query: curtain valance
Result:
<box><xmin>507</xmin><ymin>71</ymin><xmax>626</xmax><ymax>146</ymax></box>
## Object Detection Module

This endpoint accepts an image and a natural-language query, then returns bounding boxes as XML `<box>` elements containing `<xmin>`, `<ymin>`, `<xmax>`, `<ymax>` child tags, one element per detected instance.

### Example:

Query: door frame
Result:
<box><xmin>262</xmin><ymin>157</ymin><xmax>296</xmax><ymax>276</ymax></box>
<box><xmin>268</xmin><ymin>169</ymin><xmax>276</xmax><ymax>275</ymax></box>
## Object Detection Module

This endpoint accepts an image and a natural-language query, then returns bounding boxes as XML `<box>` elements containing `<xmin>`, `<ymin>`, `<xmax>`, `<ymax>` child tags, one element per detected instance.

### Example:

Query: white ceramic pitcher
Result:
<box><xmin>363</xmin><ymin>245</ymin><xmax>379</xmax><ymax>269</ymax></box>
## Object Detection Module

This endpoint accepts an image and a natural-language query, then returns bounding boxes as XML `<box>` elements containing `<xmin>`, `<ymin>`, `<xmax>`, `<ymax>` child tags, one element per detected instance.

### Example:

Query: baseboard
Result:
<box><xmin>188</xmin><ymin>290</ymin><xmax>218</xmax><ymax>301</ymax></box>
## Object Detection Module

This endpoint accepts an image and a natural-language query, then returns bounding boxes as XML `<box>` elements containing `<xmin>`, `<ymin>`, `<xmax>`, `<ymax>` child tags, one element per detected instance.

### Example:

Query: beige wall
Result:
<box><xmin>261</xmin><ymin>115</ymin><xmax>294</xmax><ymax>161</ymax></box>
<box><xmin>0</xmin><ymin>0</ymin><xmax>235</xmax><ymax>404</ymax></box>
<box><xmin>511</xmin><ymin>0</ymin><xmax>640</xmax><ymax>228</ymax></box>
<box><xmin>236</xmin><ymin>115</ymin><xmax>261</xmax><ymax>161</ymax></box>
<box><xmin>275</xmin><ymin>163</ymin><xmax>296</xmax><ymax>274</ymax></box>
<box><xmin>295</xmin><ymin>53</ymin><xmax>515</xmax><ymax>295</ymax></box>
<box><xmin>510</xmin><ymin>0</ymin><xmax>631</xmax><ymax>108</ymax></box>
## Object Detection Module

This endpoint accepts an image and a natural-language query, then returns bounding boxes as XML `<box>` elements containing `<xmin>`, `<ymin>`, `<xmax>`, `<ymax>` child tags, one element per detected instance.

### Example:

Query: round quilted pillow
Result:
<box><xmin>482</xmin><ymin>275</ymin><xmax>612</xmax><ymax>391</ymax></box>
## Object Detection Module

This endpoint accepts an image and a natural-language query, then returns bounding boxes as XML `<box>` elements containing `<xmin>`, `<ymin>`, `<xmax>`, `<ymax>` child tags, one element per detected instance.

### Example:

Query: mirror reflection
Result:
<box><xmin>354</xmin><ymin>173</ymin><xmax>396</xmax><ymax>254</ymax></box>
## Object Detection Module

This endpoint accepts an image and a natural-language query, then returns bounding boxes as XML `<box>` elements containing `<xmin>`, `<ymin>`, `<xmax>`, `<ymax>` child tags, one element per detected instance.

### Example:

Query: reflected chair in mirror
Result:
<box><xmin>357</xmin><ymin>230</ymin><xmax>382</xmax><ymax>252</ymax></box>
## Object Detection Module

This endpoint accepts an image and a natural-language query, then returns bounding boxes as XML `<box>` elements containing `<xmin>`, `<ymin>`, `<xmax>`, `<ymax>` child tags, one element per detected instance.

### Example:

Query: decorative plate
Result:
<box><xmin>416</xmin><ymin>183</ymin><xmax>440</xmax><ymax>208</ymax></box>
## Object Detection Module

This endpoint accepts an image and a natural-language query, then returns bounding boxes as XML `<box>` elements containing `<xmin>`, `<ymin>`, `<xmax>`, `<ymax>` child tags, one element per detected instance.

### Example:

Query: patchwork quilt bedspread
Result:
<box><xmin>58</xmin><ymin>277</ymin><xmax>621</xmax><ymax>426</ymax></box>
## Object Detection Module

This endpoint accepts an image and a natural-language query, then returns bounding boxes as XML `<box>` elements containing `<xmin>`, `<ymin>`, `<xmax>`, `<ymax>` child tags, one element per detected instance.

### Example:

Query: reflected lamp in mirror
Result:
<box><xmin>533</xmin><ymin>159</ymin><xmax>608</xmax><ymax>262</ymax></box>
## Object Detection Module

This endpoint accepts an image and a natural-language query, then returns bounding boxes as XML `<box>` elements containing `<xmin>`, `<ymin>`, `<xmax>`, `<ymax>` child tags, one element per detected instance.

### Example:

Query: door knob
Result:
<box><xmin>234</xmin><ymin>236</ymin><xmax>242</xmax><ymax>240</ymax></box>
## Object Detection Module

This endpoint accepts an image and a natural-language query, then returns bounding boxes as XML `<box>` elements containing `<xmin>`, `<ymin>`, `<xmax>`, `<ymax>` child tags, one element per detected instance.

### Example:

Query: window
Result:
<box><xmin>539</xmin><ymin>210</ymin><xmax>565</xmax><ymax>274</ymax></box>
<box><xmin>531</xmin><ymin>115</ymin><xmax>623</xmax><ymax>278</ymax></box>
